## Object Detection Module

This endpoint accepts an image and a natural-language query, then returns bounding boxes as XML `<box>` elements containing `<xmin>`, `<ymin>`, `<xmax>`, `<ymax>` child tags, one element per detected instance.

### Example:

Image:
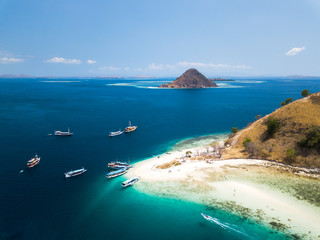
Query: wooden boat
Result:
<box><xmin>27</xmin><ymin>154</ymin><xmax>40</xmax><ymax>168</ymax></box>
<box><xmin>125</xmin><ymin>121</ymin><xmax>137</xmax><ymax>133</ymax></box>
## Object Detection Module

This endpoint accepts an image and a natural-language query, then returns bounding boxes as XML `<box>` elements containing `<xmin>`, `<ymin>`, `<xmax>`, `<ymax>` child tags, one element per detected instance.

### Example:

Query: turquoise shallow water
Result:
<box><xmin>1</xmin><ymin>77</ymin><xmax>319</xmax><ymax>239</ymax></box>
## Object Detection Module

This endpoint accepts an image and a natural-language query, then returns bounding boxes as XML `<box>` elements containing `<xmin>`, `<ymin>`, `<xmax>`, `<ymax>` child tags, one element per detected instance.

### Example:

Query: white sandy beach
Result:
<box><xmin>127</xmin><ymin>146</ymin><xmax>320</xmax><ymax>239</ymax></box>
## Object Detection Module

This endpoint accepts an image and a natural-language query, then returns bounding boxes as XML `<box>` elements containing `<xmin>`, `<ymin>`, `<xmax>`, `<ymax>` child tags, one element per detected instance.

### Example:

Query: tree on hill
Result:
<box><xmin>280</xmin><ymin>98</ymin><xmax>293</xmax><ymax>106</ymax></box>
<box><xmin>298</xmin><ymin>127</ymin><xmax>320</xmax><ymax>149</ymax></box>
<box><xmin>301</xmin><ymin>89</ymin><xmax>310</xmax><ymax>97</ymax></box>
<box><xmin>231</xmin><ymin>127</ymin><xmax>238</xmax><ymax>133</ymax></box>
<box><xmin>266</xmin><ymin>117</ymin><xmax>280</xmax><ymax>137</ymax></box>
<box><xmin>242</xmin><ymin>137</ymin><xmax>252</xmax><ymax>147</ymax></box>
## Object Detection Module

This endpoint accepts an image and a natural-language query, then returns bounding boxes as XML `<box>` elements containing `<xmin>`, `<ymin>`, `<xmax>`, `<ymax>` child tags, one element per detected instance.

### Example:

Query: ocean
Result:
<box><xmin>1</xmin><ymin>77</ymin><xmax>319</xmax><ymax>239</ymax></box>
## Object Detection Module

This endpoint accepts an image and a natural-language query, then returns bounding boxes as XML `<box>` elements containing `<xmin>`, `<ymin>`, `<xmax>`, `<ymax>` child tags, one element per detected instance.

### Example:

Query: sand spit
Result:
<box><xmin>127</xmin><ymin>146</ymin><xmax>320</xmax><ymax>239</ymax></box>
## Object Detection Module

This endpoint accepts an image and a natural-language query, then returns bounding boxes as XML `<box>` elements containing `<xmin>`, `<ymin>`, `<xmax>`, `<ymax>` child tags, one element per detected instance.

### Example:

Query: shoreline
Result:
<box><xmin>127</xmin><ymin>141</ymin><xmax>320</xmax><ymax>239</ymax></box>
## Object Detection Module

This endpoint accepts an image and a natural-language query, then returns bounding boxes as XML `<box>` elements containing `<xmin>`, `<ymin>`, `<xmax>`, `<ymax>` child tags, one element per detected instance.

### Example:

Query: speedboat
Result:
<box><xmin>65</xmin><ymin>167</ymin><xmax>87</xmax><ymax>178</ymax></box>
<box><xmin>106</xmin><ymin>167</ymin><xmax>128</xmax><ymax>178</ymax></box>
<box><xmin>201</xmin><ymin>213</ymin><xmax>211</xmax><ymax>221</ymax></box>
<box><xmin>109</xmin><ymin>129</ymin><xmax>123</xmax><ymax>137</ymax></box>
<box><xmin>55</xmin><ymin>128</ymin><xmax>73</xmax><ymax>136</ymax></box>
<box><xmin>125</xmin><ymin>121</ymin><xmax>137</xmax><ymax>133</ymax></box>
<box><xmin>122</xmin><ymin>177</ymin><xmax>139</xmax><ymax>187</ymax></box>
<box><xmin>27</xmin><ymin>154</ymin><xmax>40</xmax><ymax>168</ymax></box>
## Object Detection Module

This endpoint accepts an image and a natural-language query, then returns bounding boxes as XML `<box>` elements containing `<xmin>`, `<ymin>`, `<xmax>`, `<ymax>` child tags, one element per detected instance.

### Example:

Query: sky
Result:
<box><xmin>0</xmin><ymin>0</ymin><xmax>319</xmax><ymax>77</ymax></box>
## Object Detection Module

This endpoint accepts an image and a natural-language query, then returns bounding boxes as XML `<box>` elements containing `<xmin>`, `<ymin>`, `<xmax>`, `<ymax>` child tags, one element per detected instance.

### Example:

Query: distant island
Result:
<box><xmin>209</xmin><ymin>78</ymin><xmax>235</xmax><ymax>81</ymax></box>
<box><xmin>159</xmin><ymin>68</ymin><xmax>217</xmax><ymax>88</ymax></box>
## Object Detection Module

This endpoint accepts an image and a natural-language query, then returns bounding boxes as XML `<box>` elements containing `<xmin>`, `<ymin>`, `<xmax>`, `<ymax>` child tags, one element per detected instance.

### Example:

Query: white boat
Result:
<box><xmin>27</xmin><ymin>154</ymin><xmax>40</xmax><ymax>168</ymax></box>
<box><xmin>108</xmin><ymin>161</ymin><xmax>132</xmax><ymax>169</ymax></box>
<box><xmin>125</xmin><ymin>121</ymin><xmax>137</xmax><ymax>133</ymax></box>
<box><xmin>65</xmin><ymin>167</ymin><xmax>87</xmax><ymax>178</ymax></box>
<box><xmin>109</xmin><ymin>129</ymin><xmax>123</xmax><ymax>137</ymax></box>
<box><xmin>122</xmin><ymin>177</ymin><xmax>139</xmax><ymax>187</ymax></box>
<box><xmin>106</xmin><ymin>167</ymin><xmax>128</xmax><ymax>178</ymax></box>
<box><xmin>55</xmin><ymin>128</ymin><xmax>73</xmax><ymax>136</ymax></box>
<box><xmin>201</xmin><ymin>213</ymin><xmax>212</xmax><ymax>221</ymax></box>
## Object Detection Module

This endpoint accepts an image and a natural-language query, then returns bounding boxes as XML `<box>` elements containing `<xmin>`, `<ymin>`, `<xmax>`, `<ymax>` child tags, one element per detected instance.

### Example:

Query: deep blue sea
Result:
<box><xmin>1</xmin><ymin>77</ymin><xmax>319</xmax><ymax>240</ymax></box>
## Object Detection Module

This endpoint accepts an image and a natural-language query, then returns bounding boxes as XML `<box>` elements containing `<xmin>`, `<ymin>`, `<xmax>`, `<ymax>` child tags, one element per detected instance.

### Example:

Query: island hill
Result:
<box><xmin>224</xmin><ymin>92</ymin><xmax>320</xmax><ymax>168</ymax></box>
<box><xmin>159</xmin><ymin>68</ymin><xmax>217</xmax><ymax>88</ymax></box>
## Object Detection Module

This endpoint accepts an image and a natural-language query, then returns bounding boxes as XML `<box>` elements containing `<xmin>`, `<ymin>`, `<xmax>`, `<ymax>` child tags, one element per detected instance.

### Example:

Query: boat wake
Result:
<box><xmin>202</xmin><ymin>214</ymin><xmax>251</xmax><ymax>238</ymax></box>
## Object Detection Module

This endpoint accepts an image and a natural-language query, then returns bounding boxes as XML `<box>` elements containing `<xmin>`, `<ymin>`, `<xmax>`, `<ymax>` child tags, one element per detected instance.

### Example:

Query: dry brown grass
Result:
<box><xmin>157</xmin><ymin>160</ymin><xmax>181</xmax><ymax>169</ymax></box>
<box><xmin>223</xmin><ymin>93</ymin><xmax>320</xmax><ymax>168</ymax></box>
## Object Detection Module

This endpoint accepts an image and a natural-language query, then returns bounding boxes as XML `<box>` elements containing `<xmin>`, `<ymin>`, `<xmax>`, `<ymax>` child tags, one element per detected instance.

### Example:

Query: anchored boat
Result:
<box><xmin>106</xmin><ymin>167</ymin><xmax>128</xmax><ymax>178</ymax></box>
<box><xmin>55</xmin><ymin>128</ymin><xmax>73</xmax><ymax>136</ymax></box>
<box><xmin>108</xmin><ymin>161</ymin><xmax>132</xmax><ymax>169</ymax></box>
<box><xmin>125</xmin><ymin>121</ymin><xmax>137</xmax><ymax>133</ymax></box>
<box><xmin>27</xmin><ymin>154</ymin><xmax>40</xmax><ymax>168</ymax></box>
<box><xmin>122</xmin><ymin>177</ymin><xmax>139</xmax><ymax>187</ymax></box>
<box><xmin>109</xmin><ymin>129</ymin><xmax>123</xmax><ymax>137</ymax></box>
<box><xmin>65</xmin><ymin>167</ymin><xmax>87</xmax><ymax>178</ymax></box>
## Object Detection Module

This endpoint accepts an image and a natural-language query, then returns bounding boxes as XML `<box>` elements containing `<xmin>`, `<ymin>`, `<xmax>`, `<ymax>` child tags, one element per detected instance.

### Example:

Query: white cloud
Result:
<box><xmin>87</xmin><ymin>59</ymin><xmax>96</xmax><ymax>64</ymax></box>
<box><xmin>98</xmin><ymin>66</ymin><xmax>121</xmax><ymax>71</ymax></box>
<box><xmin>286</xmin><ymin>46</ymin><xmax>306</xmax><ymax>56</ymax></box>
<box><xmin>0</xmin><ymin>57</ymin><xmax>24</xmax><ymax>64</ymax></box>
<box><xmin>147</xmin><ymin>61</ymin><xmax>251</xmax><ymax>70</ymax></box>
<box><xmin>147</xmin><ymin>63</ymin><xmax>175</xmax><ymax>70</ymax></box>
<box><xmin>177</xmin><ymin>61</ymin><xmax>250</xmax><ymax>69</ymax></box>
<box><xmin>45</xmin><ymin>57</ymin><xmax>81</xmax><ymax>64</ymax></box>
<box><xmin>124</xmin><ymin>67</ymin><xmax>130</xmax><ymax>71</ymax></box>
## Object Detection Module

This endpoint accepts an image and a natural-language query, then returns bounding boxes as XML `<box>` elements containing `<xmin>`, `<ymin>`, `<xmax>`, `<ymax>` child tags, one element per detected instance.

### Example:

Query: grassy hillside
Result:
<box><xmin>223</xmin><ymin>92</ymin><xmax>320</xmax><ymax>168</ymax></box>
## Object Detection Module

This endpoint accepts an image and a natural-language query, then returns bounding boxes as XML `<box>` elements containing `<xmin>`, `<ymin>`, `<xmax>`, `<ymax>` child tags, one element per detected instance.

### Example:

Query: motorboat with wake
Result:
<box><xmin>65</xmin><ymin>167</ymin><xmax>87</xmax><ymax>178</ymax></box>
<box><xmin>122</xmin><ymin>177</ymin><xmax>139</xmax><ymax>187</ymax></box>
<box><xmin>27</xmin><ymin>154</ymin><xmax>40</xmax><ymax>168</ymax></box>
<box><xmin>201</xmin><ymin>213</ymin><xmax>250</xmax><ymax>237</ymax></box>
<box><xmin>201</xmin><ymin>213</ymin><xmax>212</xmax><ymax>221</ymax></box>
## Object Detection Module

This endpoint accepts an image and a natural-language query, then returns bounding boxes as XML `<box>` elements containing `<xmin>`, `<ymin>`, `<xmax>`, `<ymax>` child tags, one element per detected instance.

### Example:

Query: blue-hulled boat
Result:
<box><xmin>106</xmin><ymin>167</ymin><xmax>128</xmax><ymax>178</ymax></box>
<box><xmin>122</xmin><ymin>177</ymin><xmax>139</xmax><ymax>187</ymax></box>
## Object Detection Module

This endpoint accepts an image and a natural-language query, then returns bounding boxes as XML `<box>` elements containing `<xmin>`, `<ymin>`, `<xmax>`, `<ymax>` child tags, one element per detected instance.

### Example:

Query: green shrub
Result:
<box><xmin>280</xmin><ymin>98</ymin><xmax>293</xmax><ymax>106</ymax></box>
<box><xmin>266</xmin><ymin>117</ymin><xmax>280</xmax><ymax>137</ymax></box>
<box><xmin>298</xmin><ymin>127</ymin><xmax>320</xmax><ymax>149</ymax></box>
<box><xmin>285</xmin><ymin>98</ymin><xmax>293</xmax><ymax>104</ymax></box>
<box><xmin>185</xmin><ymin>151</ymin><xmax>192</xmax><ymax>157</ymax></box>
<box><xmin>243</xmin><ymin>137</ymin><xmax>252</xmax><ymax>147</ymax></box>
<box><xmin>231</xmin><ymin>127</ymin><xmax>239</xmax><ymax>134</ymax></box>
<box><xmin>285</xmin><ymin>149</ymin><xmax>296</xmax><ymax>163</ymax></box>
<box><xmin>301</xmin><ymin>89</ymin><xmax>310</xmax><ymax>97</ymax></box>
<box><xmin>298</xmin><ymin>137</ymin><xmax>307</xmax><ymax>147</ymax></box>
